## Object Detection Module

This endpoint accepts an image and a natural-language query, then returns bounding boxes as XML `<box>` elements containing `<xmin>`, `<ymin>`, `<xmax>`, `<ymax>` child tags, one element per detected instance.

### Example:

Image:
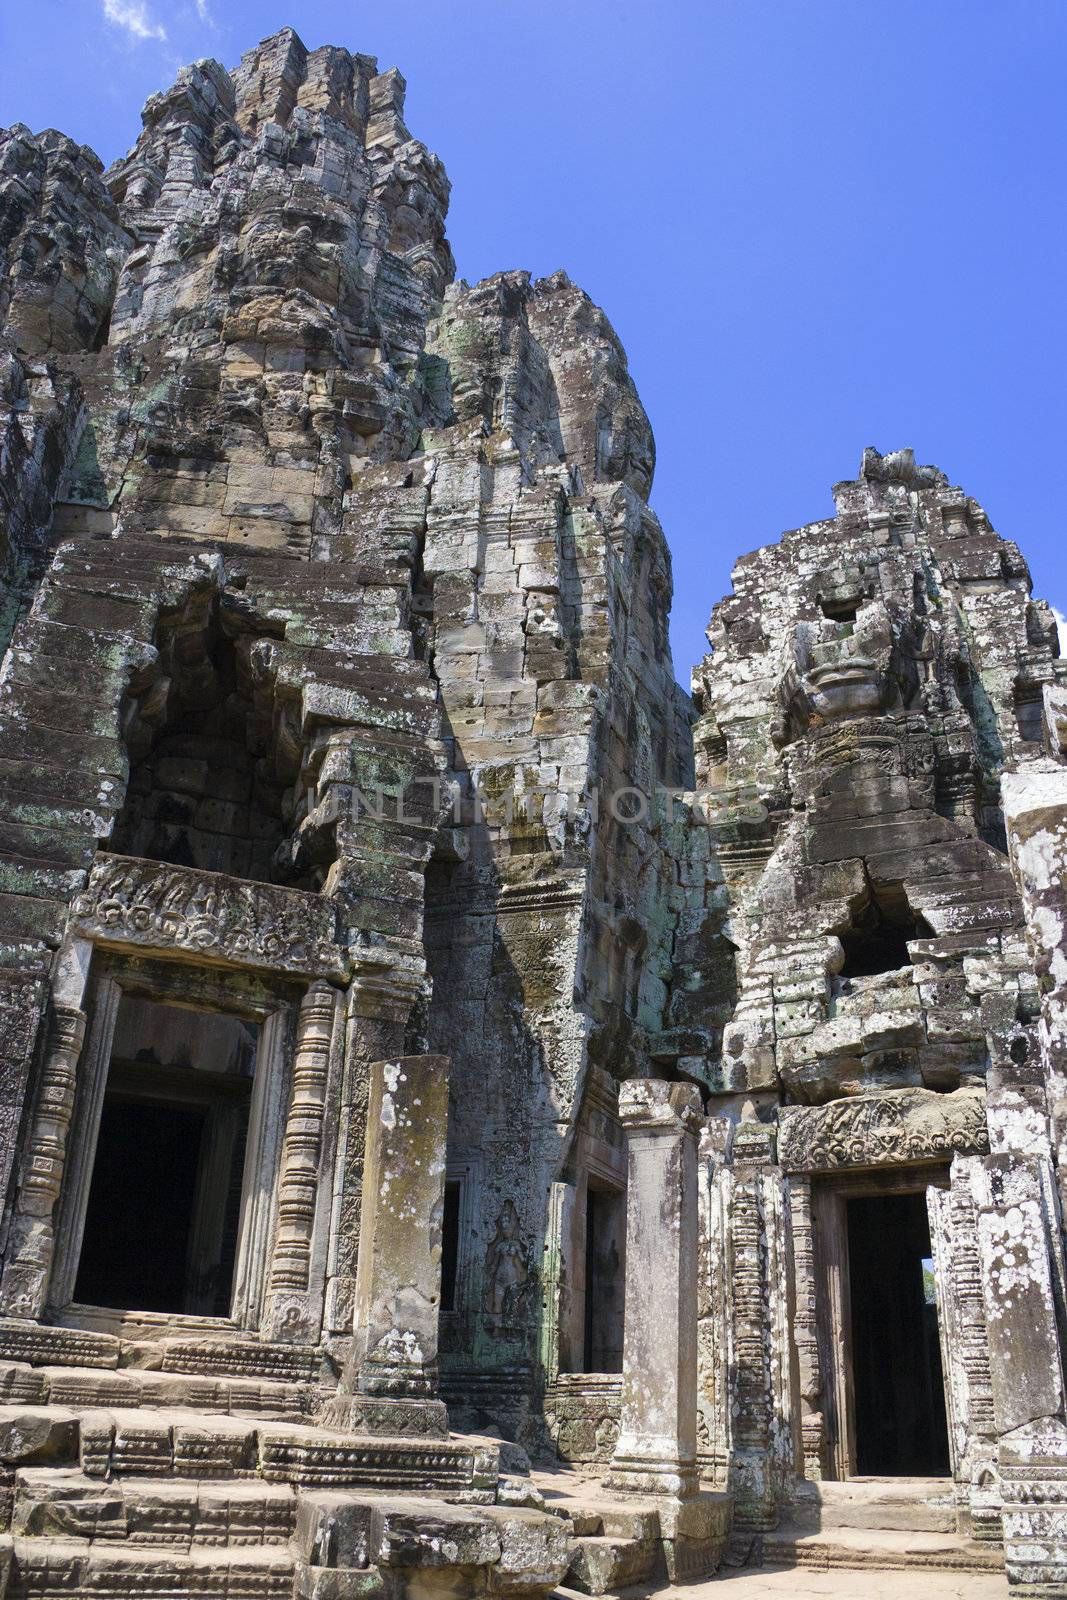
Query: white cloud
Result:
<box><xmin>195</xmin><ymin>0</ymin><xmax>212</xmax><ymax>19</ymax></box>
<box><xmin>1053</xmin><ymin>608</ymin><xmax>1066</xmax><ymax>659</ymax></box>
<box><xmin>103</xmin><ymin>0</ymin><xmax>167</xmax><ymax>42</ymax></box>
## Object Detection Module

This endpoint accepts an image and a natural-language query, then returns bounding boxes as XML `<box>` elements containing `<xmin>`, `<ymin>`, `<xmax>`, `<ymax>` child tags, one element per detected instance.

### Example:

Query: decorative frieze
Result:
<box><xmin>71</xmin><ymin>855</ymin><xmax>345</xmax><ymax>981</ymax></box>
<box><xmin>778</xmin><ymin>1086</ymin><xmax>989</xmax><ymax>1174</ymax></box>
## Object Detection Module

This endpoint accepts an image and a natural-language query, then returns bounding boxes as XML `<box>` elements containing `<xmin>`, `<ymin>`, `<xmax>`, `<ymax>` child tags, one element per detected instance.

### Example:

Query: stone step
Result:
<box><xmin>0</xmin><ymin>1318</ymin><xmax>326</xmax><ymax>1384</ymax></box>
<box><xmin>760</xmin><ymin>1523</ymin><xmax>1006</xmax><ymax>1574</ymax></box>
<box><xmin>0</xmin><ymin>1359</ymin><xmax>316</xmax><ymax>1423</ymax></box>
<box><xmin>801</xmin><ymin>1476</ymin><xmax>958</xmax><ymax>1533</ymax></box>
<box><xmin>0</xmin><ymin>1405</ymin><xmax>499</xmax><ymax>1496</ymax></box>
<box><xmin>9</xmin><ymin>1536</ymin><xmax>295</xmax><ymax>1598</ymax></box>
<box><xmin>12</xmin><ymin>1469</ymin><xmax>297</xmax><ymax>1547</ymax></box>
<box><xmin>564</xmin><ymin>1533</ymin><xmax>661</xmax><ymax>1595</ymax></box>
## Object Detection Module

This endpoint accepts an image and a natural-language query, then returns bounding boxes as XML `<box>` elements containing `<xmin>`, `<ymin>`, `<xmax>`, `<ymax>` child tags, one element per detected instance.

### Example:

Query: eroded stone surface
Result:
<box><xmin>0</xmin><ymin>23</ymin><xmax>1065</xmax><ymax>1600</ymax></box>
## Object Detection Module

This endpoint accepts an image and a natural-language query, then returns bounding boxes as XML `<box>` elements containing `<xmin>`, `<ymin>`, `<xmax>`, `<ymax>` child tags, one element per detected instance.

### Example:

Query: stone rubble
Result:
<box><xmin>0</xmin><ymin>23</ymin><xmax>1063</xmax><ymax>1600</ymax></box>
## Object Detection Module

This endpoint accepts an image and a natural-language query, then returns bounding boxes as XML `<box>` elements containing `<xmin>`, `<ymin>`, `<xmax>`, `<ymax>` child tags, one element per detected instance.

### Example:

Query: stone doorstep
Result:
<box><xmin>0</xmin><ymin>1319</ymin><xmax>326</xmax><ymax>1384</ymax></box>
<box><xmin>0</xmin><ymin>1360</ymin><xmax>316</xmax><ymax>1423</ymax></box>
<box><xmin>760</xmin><ymin>1524</ymin><xmax>1006</xmax><ymax>1573</ymax></box>
<box><xmin>795</xmin><ymin>1476</ymin><xmax>959</xmax><ymax>1534</ymax></box>
<box><xmin>530</xmin><ymin>1476</ymin><xmax>731</xmax><ymax>1592</ymax></box>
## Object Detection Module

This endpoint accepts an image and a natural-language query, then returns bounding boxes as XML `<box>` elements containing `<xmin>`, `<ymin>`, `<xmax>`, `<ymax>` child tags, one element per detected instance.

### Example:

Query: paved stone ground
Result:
<box><xmin>678</xmin><ymin>1567</ymin><xmax>1008</xmax><ymax>1598</ymax></box>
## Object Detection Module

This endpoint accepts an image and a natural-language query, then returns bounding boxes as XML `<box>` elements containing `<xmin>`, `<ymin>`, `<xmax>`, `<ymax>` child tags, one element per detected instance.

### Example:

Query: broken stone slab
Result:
<box><xmin>0</xmin><ymin>1407</ymin><xmax>78</xmax><ymax>1467</ymax></box>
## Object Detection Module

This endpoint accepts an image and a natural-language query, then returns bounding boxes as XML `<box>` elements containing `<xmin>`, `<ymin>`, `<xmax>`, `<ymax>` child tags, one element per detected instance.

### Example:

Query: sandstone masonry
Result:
<box><xmin>0</xmin><ymin>27</ymin><xmax>1063</xmax><ymax>1598</ymax></box>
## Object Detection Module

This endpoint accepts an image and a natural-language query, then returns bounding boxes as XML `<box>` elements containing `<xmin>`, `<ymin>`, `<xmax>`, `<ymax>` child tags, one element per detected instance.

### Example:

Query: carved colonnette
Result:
<box><xmin>0</xmin><ymin>1001</ymin><xmax>86</xmax><ymax>1317</ymax></box>
<box><xmin>786</xmin><ymin>1176</ymin><xmax>825</xmax><ymax>1479</ymax></box>
<box><xmin>263</xmin><ymin>981</ymin><xmax>343</xmax><ymax>1345</ymax></box>
<box><xmin>721</xmin><ymin>1115</ymin><xmax>794</xmax><ymax>1531</ymax></box>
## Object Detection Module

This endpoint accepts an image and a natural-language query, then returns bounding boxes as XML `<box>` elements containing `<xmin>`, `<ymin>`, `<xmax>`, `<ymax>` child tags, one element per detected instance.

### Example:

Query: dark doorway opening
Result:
<box><xmin>582</xmin><ymin>1182</ymin><xmax>625</xmax><ymax>1373</ymax></box>
<box><xmin>847</xmin><ymin>1192</ymin><xmax>950</xmax><ymax>1475</ymax></box>
<box><xmin>73</xmin><ymin>996</ymin><xmax>256</xmax><ymax>1317</ymax></box>
<box><xmin>75</xmin><ymin>1099</ymin><xmax>207</xmax><ymax>1313</ymax></box>
<box><xmin>440</xmin><ymin>1179</ymin><xmax>462</xmax><ymax>1313</ymax></box>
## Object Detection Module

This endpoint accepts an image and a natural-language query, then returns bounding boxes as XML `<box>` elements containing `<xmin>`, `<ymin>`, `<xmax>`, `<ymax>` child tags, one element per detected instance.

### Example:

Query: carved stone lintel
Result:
<box><xmin>71</xmin><ymin>854</ymin><xmax>344</xmax><ymax>981</ymax></box>
<box><xmin>778</xmin><ymin>1086</ymin><xmax>989</xmax><ymax>1174</ymax></box>
<box><xmin>0</xmin><ymin>1004</ymin><xmax>87</xmax><ymax>1319</ymax></box>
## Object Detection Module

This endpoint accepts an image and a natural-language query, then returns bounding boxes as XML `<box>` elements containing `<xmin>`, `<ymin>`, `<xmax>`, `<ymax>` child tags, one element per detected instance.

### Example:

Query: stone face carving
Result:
<box><xmin>0</xmin><ymin>23</ymin><xmax>1065</xmax><ymax>1596</ymax></box>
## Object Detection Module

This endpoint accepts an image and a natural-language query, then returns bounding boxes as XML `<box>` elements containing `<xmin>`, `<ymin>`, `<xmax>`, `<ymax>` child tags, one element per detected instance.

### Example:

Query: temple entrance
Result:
<box><xmin>582</xmin><ymin>1181</ymin><xmax>625</xmax><ymax>1373</ymax></box>
<box><xmin>813</xmin><ymin>1172</ymin><xmax>953</xmax><ymax>1479</ymax></box>
<box><xmin>845</xmin><ymin>1192</ymin><xmax>950</xmax><ymax>1475</ymax></box>
<box><xmin>71</xmin><ymin>995</ymin><xmax>257</xmax><ymax>1318</ymax></box>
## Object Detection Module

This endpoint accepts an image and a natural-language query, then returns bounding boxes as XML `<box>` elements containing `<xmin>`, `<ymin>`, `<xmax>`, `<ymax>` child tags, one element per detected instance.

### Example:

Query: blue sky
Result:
<box><xmin>3</xmin><ymin>1</ymin><xmax>1065</xmax><ymax>682</ymax></box>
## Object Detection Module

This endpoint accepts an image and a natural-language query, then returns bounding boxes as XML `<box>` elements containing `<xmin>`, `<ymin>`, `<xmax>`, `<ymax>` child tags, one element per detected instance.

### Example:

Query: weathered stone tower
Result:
<box><xmin>0</xmin><ymin>25</ymin><xmax>1064</xmax><ymax>1598</ymax></box>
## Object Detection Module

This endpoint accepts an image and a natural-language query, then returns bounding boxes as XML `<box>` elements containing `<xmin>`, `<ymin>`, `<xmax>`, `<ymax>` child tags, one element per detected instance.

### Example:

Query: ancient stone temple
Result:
<box><xmin>0</xmin><ymin>25</ymin><xmax>1065</xmax><ymax>1598</ymax></box>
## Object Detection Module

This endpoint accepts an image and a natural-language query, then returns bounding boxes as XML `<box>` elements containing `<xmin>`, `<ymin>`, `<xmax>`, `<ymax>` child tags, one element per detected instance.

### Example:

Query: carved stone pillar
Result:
<box><xmin>696</xmin><ymin>1118</ymin><xmax>731</xmax><ymax>1485</ymax></box>
<box><xmin>323</xmin><ymin>947</ymin><xmax>429</xmax><ymax>1338</ymax></box>
<box><xmin>927</xmin><ymin>1163</ymin><xmax>1000</xmax><ymax>1539</ymax></box>
<box><xmin>788</xmin><ymin>1176</ymin><xmax>825</xmax><ymax>1480</ymax></box>
<box><xmin>326</xmin><ymin>1054</ymin><xmax>450</xmax><ymax>1438</ymax></box>
<box><xmin>606</xmin><ymin>1080</ymin><xmax>702</xmax><ymax>1498</ymax></box>
<box><xmin>726</xmin><ymin>1112</ymin><xmax>788</xmax><ymax>1531</ymax></box>
<box><xmin>969</xmin><ymin>1152</ymin><xmax>1067</xmax><ymax>1591</ymax></box>
<box><xmin>263</xmin><ymin>980</ymin><xmax>339</xmax><ymax>1343</ymax></box>
<box><xmin>0</xmin><ymin>1003</ymin><xmax>87</xmax><ymax>1318</ymax></box>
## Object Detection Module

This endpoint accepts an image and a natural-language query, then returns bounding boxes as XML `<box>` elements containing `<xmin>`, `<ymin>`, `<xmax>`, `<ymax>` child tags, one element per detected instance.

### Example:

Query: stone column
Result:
<box><xmin>969</xmin><ymin>1152</ymin><xmax>1067</xmax><ymax>1592</ymax></box>
<box><xmin>327</xmin><ymin>1053</ymin><xmax>451</xmax><ymax>1438</ymax></box>
<box><xmin>322</xmin><ymin>948</ymin><xmax>429</xmax><ymax>1338</ymax></box>
<box><xmin>264</xmin><ymin>980</ymin><xmax>339</xmax><ymax>1343</ymax></box>
<box><xmin>0</xmin><ymin>936</ymin><xmax>92</xmax><ymax>1320</ymax></box>
<box><xmin>606</xmin><ymin>1079</ymin><xmax>702</xmax><ymax>1497</ymax></box>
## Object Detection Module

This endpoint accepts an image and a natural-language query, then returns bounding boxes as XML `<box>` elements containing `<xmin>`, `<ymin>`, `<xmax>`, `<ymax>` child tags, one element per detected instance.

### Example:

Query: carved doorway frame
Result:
<box><xmin>812</xmin><ymin>1163</ymin><xmax>950</xmax><ymax>1480</ymax></box>
<box><xmin>48</xmin><ymin>950</ymin><xmax>299</xmax><ymax>1334</ymax></box>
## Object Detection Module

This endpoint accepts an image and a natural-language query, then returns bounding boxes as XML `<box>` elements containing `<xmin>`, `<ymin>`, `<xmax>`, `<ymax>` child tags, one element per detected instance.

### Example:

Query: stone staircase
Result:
<box><xmin>534</xmin><ymin>1474</ymin><xmax>732</xmax><ymax>1597</ymax></box>
<box><xmin>0</xmin><ymin>1398</ymin><xmax>574</xmax><ymax>1599</ymax></box>
<box><xmin>560</xmin><ymin>1503</ymin><xmax>662</xmax><ymax>1595</ymax></box>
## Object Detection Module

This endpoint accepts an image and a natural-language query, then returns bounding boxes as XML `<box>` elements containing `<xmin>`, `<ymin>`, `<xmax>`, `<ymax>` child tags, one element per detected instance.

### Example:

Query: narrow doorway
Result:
<box><xmin>582</xmin><ymin>1182</ymin><xmax>625</xmax><ymax>1373</ymax></box>
<box><xmin>72</xmin><ymin>996</ymin><xmax>257</xmax><ymax>1317</ymax></box>
<box><xmin>846</xmin><ymin>1192</ymin><xmax>950</xmax><ymax>1475</ymax></box>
